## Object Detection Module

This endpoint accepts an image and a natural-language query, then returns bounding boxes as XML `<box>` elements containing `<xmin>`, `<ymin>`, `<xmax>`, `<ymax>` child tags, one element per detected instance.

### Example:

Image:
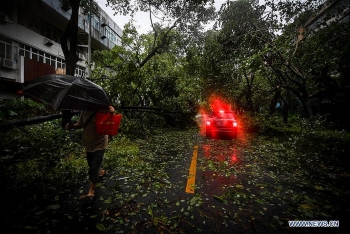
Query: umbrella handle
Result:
<box><xmin>61</xmin><ymin>110</ymin><xmax>74</xmax><ymax>129</ymax></box>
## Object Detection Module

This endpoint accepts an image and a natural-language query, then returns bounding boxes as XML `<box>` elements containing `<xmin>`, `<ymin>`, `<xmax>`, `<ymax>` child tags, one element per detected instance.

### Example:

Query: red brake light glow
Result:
<box><xmin>233</xmin><ymin>122</ymin><xmax>238</xmax><ymax>127</ymax></box>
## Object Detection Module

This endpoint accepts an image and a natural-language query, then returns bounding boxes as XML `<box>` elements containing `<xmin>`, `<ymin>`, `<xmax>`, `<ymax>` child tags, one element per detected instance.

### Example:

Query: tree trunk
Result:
<box><xmin>281</xmin><ymin>99</ymin><xmax>289</xmax><ymax>124</ymax></box>
<box><xmin>269</xmin><ymin>90</ymin><xmax>280</xmax><ymax>116</ymax></box>
<box><xmin>243</xmin><ymin>72</ymin><xmax>254</xmax><ymax>112</ymax></box>
<box><xmin>297</xmin><ymin>95</ymin><xmax>313</xmax><ymax>118</ymax></box>
<box><xmin>60</xmin><ymin>0</ymin><xmax>80</xmax><ymax>126</ymax></box>
<box><xmin>281</xmin><ymin>89</ymin><xmax>292</xmax><ymax>124</ymax></box>
<box><xmin>60</xmin><ymin>0</ymin><xmax>80</xmax><ymax>76</ymax></box>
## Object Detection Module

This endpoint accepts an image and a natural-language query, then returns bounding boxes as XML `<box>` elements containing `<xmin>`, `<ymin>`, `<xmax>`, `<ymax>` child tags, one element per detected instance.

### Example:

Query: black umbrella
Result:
<box><xmin>21</xmin><ymin>74</ymin><xmax>111</xmax><ymax>111</ymax></box>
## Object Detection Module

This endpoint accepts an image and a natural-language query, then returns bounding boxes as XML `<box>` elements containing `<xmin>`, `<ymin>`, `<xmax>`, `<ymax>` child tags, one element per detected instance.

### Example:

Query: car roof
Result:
<box><xmin>212</xmin><ymin>110</ymin><xmax>233</xmax><ymax>113</ymax></box>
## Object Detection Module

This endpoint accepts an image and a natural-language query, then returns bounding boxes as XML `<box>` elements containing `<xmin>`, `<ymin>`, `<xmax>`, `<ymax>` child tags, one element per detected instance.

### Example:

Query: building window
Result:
<box><xmin>93</xmin><ymin>15</ymin><xmax>100</xmax><ymax>30</ymax></box>
<box><xmin>0</xmin><ymin>37</ymin><xmax>14</xmax><ymax>59</ymax></box>
<box><xmin>39</xmin><ymin>51</ymin><xmax>44</xmax><ymax>63</ymax></box>
<box><xmin>46</xmin><ymin>54</ymin><xmax>52</xmax><ymax>66</ymax></box>
<box><xmin>105</xmin><ymin>27</ymin><xmax>117</xmax><ymax>44</ymax></box>
<box><xmin>19</xmin><ymin>48</ymin><xmax>24</xmax><ymax>57</ymax></box>
<box><xmin>75</xmin><ymin>65</ymin><xmax>85</xmax><ymax>77</ymax></box>
<box><xmin>31</xmin><ymin>48</ymin><xmax>38</xmax><ymax>61</ymax></box>
<box><xmin>57</xmin><ymin>58</ymin><xmax>63</xmax><ymax>69</ymax></box>
<box><xmin>6</xmin><ymin>39</ymin><xmax>89</xmax><ymax>76</ymax></box>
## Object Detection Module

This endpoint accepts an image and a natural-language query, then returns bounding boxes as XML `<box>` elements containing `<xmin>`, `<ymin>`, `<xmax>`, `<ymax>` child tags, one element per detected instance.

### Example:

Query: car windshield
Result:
<box><xmin>212</xmin><ymin>111</ymin><xmax>234</xmax><ymax>119</ymax></box>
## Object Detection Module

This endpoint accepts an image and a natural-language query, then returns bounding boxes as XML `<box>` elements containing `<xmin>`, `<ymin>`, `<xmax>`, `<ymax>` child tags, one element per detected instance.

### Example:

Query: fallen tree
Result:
<box><xmin>0</xmin><ymin>111</ymin><xmax>80</xmax><ymax>131</ymax></box>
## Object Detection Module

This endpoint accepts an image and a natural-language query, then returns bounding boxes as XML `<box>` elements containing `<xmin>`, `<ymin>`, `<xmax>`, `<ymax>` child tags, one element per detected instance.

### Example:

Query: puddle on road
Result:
<box><xmin>198</xmin><ymin>140</ymin><xmax>242</xmax><ymax>197</ymax></box>
<box><xmin>195</xmin><ymin>111</ymin><xmax>251</xmax><ymax>197</ymax></box>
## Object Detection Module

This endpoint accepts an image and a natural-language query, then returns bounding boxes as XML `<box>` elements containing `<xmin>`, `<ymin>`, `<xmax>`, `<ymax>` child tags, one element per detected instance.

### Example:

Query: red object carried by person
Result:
<box><xmin>95</xmin><ymin>112</ymin><xmax>122</xmax><ymax>136</ymax></box>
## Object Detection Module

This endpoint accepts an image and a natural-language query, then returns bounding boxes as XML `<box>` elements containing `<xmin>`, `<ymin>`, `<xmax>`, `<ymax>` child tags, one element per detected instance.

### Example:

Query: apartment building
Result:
<box><xmin>296</xmin><ymin>0</ymin><xmax>350</xmax><ymax>123</ymax></box>
<box><xmin>0</xmin><ymin>0</ymin><xmax>123</xmax><ymax>99</ymax></box>
<box><xmin>297</xmin><ymin>0</ymin><xmax>350</xmax><ymax>41</ymax></box>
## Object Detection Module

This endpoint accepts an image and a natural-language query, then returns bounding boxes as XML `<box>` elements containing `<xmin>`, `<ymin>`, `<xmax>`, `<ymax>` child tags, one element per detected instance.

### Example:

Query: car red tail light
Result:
<box><xmin>233</xmin><ymin>121</ymin><xmax>238</xmax><ymax>127</ymax></box>
<box><xmin>206</xmin><ymin>121</ymin><xmax>211</xmax><ymax>126</ymax></box>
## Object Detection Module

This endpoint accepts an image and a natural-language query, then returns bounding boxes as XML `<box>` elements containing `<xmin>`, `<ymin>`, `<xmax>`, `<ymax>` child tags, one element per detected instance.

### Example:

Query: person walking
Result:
<box><xmin>65</xmin><ymin>106</ymin><xmax>115</xmax><ymax>204</ymax></box>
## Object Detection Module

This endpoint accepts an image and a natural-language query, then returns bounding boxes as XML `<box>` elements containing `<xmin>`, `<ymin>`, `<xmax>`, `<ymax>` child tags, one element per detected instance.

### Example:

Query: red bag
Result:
<box><xmin>95</xmin><ymin>112</ymin><xmax>122</xmax><ymax>136</ymax></box>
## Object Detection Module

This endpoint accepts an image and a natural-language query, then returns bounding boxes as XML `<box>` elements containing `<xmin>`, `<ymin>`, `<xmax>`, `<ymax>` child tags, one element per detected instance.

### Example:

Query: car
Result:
<box><xmin>206</xmin><ymin>110</ymin><xmax>238</xmax><ymax>139</ymax></box>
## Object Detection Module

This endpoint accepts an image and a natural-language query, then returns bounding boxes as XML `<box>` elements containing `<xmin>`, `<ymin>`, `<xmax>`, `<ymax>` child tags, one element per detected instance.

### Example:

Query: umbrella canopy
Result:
<box><xmin>22</xmin><ymin>74</ymin><xmax>111</xmax><ymax>111</ymax></box>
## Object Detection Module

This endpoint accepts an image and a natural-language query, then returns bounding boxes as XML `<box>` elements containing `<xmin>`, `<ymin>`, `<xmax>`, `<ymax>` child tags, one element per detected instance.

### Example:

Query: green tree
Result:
<box><xmin>92</xmin><ymin>24</ymin><xmax>203</xmax><ymax>130</ymax></box>
<box><xmin>260</xmin><ymin>0</ymin><xmax>349</xmax><ymax>121</ymax></box>
<box><xmin>200</xmin><ymin>0</ymin><xmax>348</xmax><ymax>124</ymax></box>
<box><xmin>300</xmin><ymin>23</ymin><xmax>350</xmax><ymax>91</ymax></box>
<box><xmin>90</xmin><ymin>0</ymin><xmax>216</xmax><ymax>125</ymax></box>
<box><xmin>199</xmin><ymin>0</ymin><xmax>268</xmax><ymax>111</ymax></box>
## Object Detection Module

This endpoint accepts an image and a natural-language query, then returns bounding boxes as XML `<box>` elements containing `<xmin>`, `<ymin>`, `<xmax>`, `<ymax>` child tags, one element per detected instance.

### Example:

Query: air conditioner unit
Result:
<box><xmin>78</xmin><ymin>53</ymin><xmax>85</xmax><ymax>60</ymax></box>
<box><xmin>0</xmin><ymin>58</ymin><xmax>16</xmax><ymax>69</ymax></box>
<box><xmin>44</xmin><ymin>38</ymin><xmax>54</xmax><ymax>46</ymax></box>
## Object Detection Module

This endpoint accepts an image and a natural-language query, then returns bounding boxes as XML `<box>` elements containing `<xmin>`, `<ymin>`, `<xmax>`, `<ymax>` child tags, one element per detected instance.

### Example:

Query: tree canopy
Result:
<box><xmin>86</xmin><ymin>0</ymin><xmax>349</xmax><ymax>129</ymax></box>
<box><xmin>3</xmin><ymin>0</ymin><xmax>349</xmax><ymax>130</ymax></box>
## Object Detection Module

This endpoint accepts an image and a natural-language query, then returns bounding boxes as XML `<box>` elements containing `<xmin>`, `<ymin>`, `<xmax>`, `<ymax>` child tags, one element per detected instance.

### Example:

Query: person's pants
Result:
<box><xmin>86</xmin><ymin>150</ymin><xmax>104</xmax><ymax>183</ymax></box>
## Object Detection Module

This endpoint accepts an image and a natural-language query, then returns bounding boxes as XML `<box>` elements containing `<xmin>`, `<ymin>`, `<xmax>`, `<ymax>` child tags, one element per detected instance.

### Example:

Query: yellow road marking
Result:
<box><xmin>186</xmin><ymin>145</ymin><xmax>198</xmax><ymax>194</ymax></box>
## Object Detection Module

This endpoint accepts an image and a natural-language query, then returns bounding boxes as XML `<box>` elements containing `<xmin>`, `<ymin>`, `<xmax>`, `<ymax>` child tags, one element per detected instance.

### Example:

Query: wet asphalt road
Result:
<box><xmin>10</xmin><ymin>122</ymin><xmax>349</xmax><ymax>234</ymax></box>
<box><xmin>41</xmin><ymin>130</ymin><xmax>251</xmax><ymax>234</ymax></box>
